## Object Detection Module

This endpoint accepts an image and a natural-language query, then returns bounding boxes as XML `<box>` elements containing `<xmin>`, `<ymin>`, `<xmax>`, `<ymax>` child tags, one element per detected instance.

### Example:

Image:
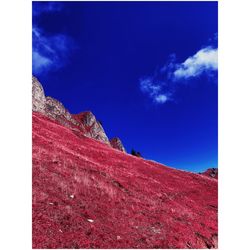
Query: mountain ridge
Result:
<box><xmin>32</xmin><ymin>76</ymin><xmax>125</xmax><ymax>151</ymax></box>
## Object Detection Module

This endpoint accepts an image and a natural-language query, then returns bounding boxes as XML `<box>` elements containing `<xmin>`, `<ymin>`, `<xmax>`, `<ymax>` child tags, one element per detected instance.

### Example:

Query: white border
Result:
<box><xmin>1</xmin><ymin>0</ymin><xmax>250</xmax><ymax>249</ymax></box>
<box><xmin>219</xmin><ymin>0</ymin><xmax>250</xmax><ymax>249</ymax></box>
<box><xmin>0</xmin><ymin>0</ymin><xmax>32</xmax><ymax>249</ymax></box>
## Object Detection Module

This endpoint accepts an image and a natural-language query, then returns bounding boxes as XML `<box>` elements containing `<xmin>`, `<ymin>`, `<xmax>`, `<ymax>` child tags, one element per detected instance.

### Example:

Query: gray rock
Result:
<box><xmin>73</xmin><ymin>112</ymin><xmax>110</xmax><ymax>145</ymax></box>
<box><xmin>45</xmin><ymin>96</ymin><xmax>72</xmax><ymax>120</ymax></box>
<box><xmin>110</xmin><ymin>137</ymin><xmax>126</xmax><ymax>152</ymax></box>
<box><xmin>32</xmin><ymin>76</ymin><xmax>46</xmax><ymax>113</ymax></box>
<box><xmin>32</xmin><ymin>76</ymin><xmax>82</xmax><ymax>131</ymax></box>
<box><xmin>79</xmin><ymin>111</ymin><xmax>96</xmax><ymax>127</ymax></box>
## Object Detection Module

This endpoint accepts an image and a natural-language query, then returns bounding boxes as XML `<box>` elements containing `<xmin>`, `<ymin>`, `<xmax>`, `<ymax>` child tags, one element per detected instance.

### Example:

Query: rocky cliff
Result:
<box><xmin>32</xmin><ymin>76</ymin><xmax>125</xmax><ymax>149</ymax></box>
<box><xmin>32</xmin><ymin>76</ymin><xmax>46</xmax><ymax>113</ymax></box>
<box><xmin>73</xmin><ymin>112</ymin><xmax>110</xmax><ymax>145</ymax></box>
<box><xmin>110</xmin><ymin>137</ymin><xmax>126</xmax><ymax>152</ymax></box>
<box><xmin>32</xmin><ymin>76</ymin><xmax>84</xmax><ymax>132</ymax></box>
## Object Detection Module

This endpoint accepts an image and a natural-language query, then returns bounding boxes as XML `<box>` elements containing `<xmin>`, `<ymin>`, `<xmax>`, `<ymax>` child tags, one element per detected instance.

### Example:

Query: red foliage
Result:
<box><xmin>32</xmin><ymin>112</ymin><xmax>218</xmax><ymax>249</ymax></box>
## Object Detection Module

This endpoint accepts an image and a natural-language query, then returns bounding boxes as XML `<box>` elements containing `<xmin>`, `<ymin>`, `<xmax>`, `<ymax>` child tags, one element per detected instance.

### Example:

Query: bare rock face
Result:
<box><xmin>32</xmin><ymin>76</ymin><xmax>83</xmax><ymax>132</ymax></box>
<box><xmin>32</xmin><ymin>76</ymin><xmax>46</xmax><ymax>113</ymax></box>
<box><xmin>79</xmin><ymin>111</ymin><xmax>96</xmax><ymax>127</ymax></box>
<box><xmin>110</xmin><ymin>137</ymin><xmax>126</xmax><ymax>152</ymax></box>
<box><xmin>73</xmin><ymin>112</ymin><xmax>110</xmax><ymax>145</ymax></box>
<box><xmin>45</xmin><ymin>96</ymin><xmax>82</xmax><ymax>129</ymax></box>
<box><xmin>45</xmin><ymin>96</ymin><xmax>71</xmax><ymax>120</ymax></box>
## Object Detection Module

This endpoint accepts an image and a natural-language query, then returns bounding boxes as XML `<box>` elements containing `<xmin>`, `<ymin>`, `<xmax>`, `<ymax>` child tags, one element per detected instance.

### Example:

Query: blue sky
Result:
<box><xmin>32</xmin><ymin>1</ymin><xmax>218</xmax><ymax>173</ymax></box>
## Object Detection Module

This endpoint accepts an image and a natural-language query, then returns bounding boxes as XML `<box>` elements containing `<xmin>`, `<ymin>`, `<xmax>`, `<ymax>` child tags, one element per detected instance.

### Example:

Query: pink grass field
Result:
<box><xmin>32</xmin><ymin>111</ymin><xmax>218</xmax><ymax>249</ymax></box>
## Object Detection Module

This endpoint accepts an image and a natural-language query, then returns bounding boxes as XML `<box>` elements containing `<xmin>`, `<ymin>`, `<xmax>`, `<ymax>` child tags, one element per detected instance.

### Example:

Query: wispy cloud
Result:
<box><xmin>173</xmin><ymin>47</ymin><xmax>218</xmax><ymax>80</ymax></box>
<box><xmin>140</xmin><ymin>78</ymin><xmax>169</xmax><ymax>104</ymax></box>
<box><xmin>32</xmin><ymin>3</ymin><xmax>75</xmax><ymax>75</ymax></box>
<box><xmin>139</xmin><ymin>44</ymin><xmax>218</xmax><ymax>104</ymax></box>
<box><xmin>32</xmin><ymin>27</ymin><xmax>74</xmax><ymax>74</ymax></box>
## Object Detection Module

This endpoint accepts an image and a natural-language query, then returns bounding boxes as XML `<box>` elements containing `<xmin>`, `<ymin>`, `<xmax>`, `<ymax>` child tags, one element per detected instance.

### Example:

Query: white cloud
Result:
<box><xmin>173</xmin><ymin>47</ymin><xmax>218</xmax><ymax>79</ymax></box>
<box><xmin>139</xmin><ymin>43</ymin><xmax>218</xmax><ymax>104</ymax></box>
<box><xmin>140</xmin><ymin>78</ymin><xmax>161</xmax><ymax>96</ymax></box>
<box><xmin>154</xmin><ymin>94</ymin><xmax>168</xmax><ymax>104</ymax></box>
<box><xmin>140</xmin><ymin>78</ymin><xmax>170</xmax><ymax>104</ymax></box>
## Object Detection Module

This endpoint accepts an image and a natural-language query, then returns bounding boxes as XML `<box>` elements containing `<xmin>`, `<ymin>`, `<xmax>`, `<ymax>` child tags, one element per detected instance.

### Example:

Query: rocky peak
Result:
<box><xmin>110</xmin><ymin>137</ymin><xmax>126</xmax><ymax>152</ymax></box>
<box><xmin>32</xmin><ymin>76</ymin><xmax>126</xmax><ymax>148</ymax></box>
<box><xmin>32</xmin><ymin>75</ymin><xmax>82</xmax><ymax>131</ymax></box>
<box><xmin>74</xmin><ymin>111</ymin><xmax>96</xmax><ymax>127</ymax></box>
<box><xmin>73</xmin><ymin>112</ymin><xmax>110</xmax><ymax>145</ymax></box>
<box><xmin>44</xmin><ymin>96</ymin><xmax>83</xmax><ymax>129</ymax></box>
<box><xmin>32</xmin><ymin>76</ymin><xmax>46</xmax><ymax>113</ymax></box>
<box><xmin>45</xmin><ymin>96</ymin><xmax>71</xmax><ymax>120</ymax></box>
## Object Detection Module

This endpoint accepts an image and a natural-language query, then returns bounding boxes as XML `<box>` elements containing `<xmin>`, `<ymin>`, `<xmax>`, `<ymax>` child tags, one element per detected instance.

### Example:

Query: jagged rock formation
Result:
<box><xmin>32</xmin><ymin>76</ymin><xmax>83</xmax><ymax>131</ymax></box>
<box><xmin>110</xmin><ymin>137</ymin><xmax>126</xmax><ymax>152</ymax></box>
<box><xmin>45</xmin><ymin>96</ymin><xmax>83</xmax><ymax>130</ymax></box>
<box><xmin>45</xmin><ymin>96</ymin><xmax>72</xmax><ymax>121</ymax></box>
<box><xmin>73</xmin><ymin>112</ymin><xmax>110</xmax><ymax>145</ymax></box>
<box><xmin>32</xmin><ymin>76</ymin><xmax>124</xmax><ymax>148</ymax></box>
<box><xmin>32</xmin><ymin>76</ymin><xmax>46</xmax><ymax>113</ymax></box>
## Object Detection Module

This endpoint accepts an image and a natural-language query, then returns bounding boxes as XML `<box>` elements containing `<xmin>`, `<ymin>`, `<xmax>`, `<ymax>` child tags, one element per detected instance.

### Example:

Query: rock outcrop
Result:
<box><xmin>32</xmin><ymin>76</ymin><xmax>82</xmax><ymax>130</ymax></box>
<box><xmin>32</xmin><ymin>76</ymin><xmax>123</xmax><ymax>147</ymax></box>
<box><xmin>45</xmin><ymin>96</ymin><xmax>72</xmax><ymax>121</ymax></box>
<box><xmin>45</xmin><ymin>96</ymin><xmax>82</xmax><ymax>130</ymax></box>
<box><xmin>32</xmin><ymin>76</ymin><xmax>46</xmax><ymax>113</ymax></box>
<box><xmin>73</xmin><ymin>112</ymin><xmax>110</xmax><ymax>145</ymax></box>
<box><xmin>110</xmin><ymin>137</ymin><xmax>126</xmax><ymax>152</ymax></box>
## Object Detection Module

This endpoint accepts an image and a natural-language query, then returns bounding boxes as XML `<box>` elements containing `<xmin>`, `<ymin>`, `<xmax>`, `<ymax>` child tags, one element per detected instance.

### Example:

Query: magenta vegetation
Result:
<box><xmin>32</xmin><ymin>77</ymin><xmax>218</xmax><ymax>249</ymax></box>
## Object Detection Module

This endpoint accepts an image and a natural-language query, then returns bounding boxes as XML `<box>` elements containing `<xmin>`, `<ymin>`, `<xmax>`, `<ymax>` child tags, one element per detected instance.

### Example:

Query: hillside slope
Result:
<box><xmin>32</xmin><ymin>112</ymin><xmax>218</xmax><ymax>249</ymax></box>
